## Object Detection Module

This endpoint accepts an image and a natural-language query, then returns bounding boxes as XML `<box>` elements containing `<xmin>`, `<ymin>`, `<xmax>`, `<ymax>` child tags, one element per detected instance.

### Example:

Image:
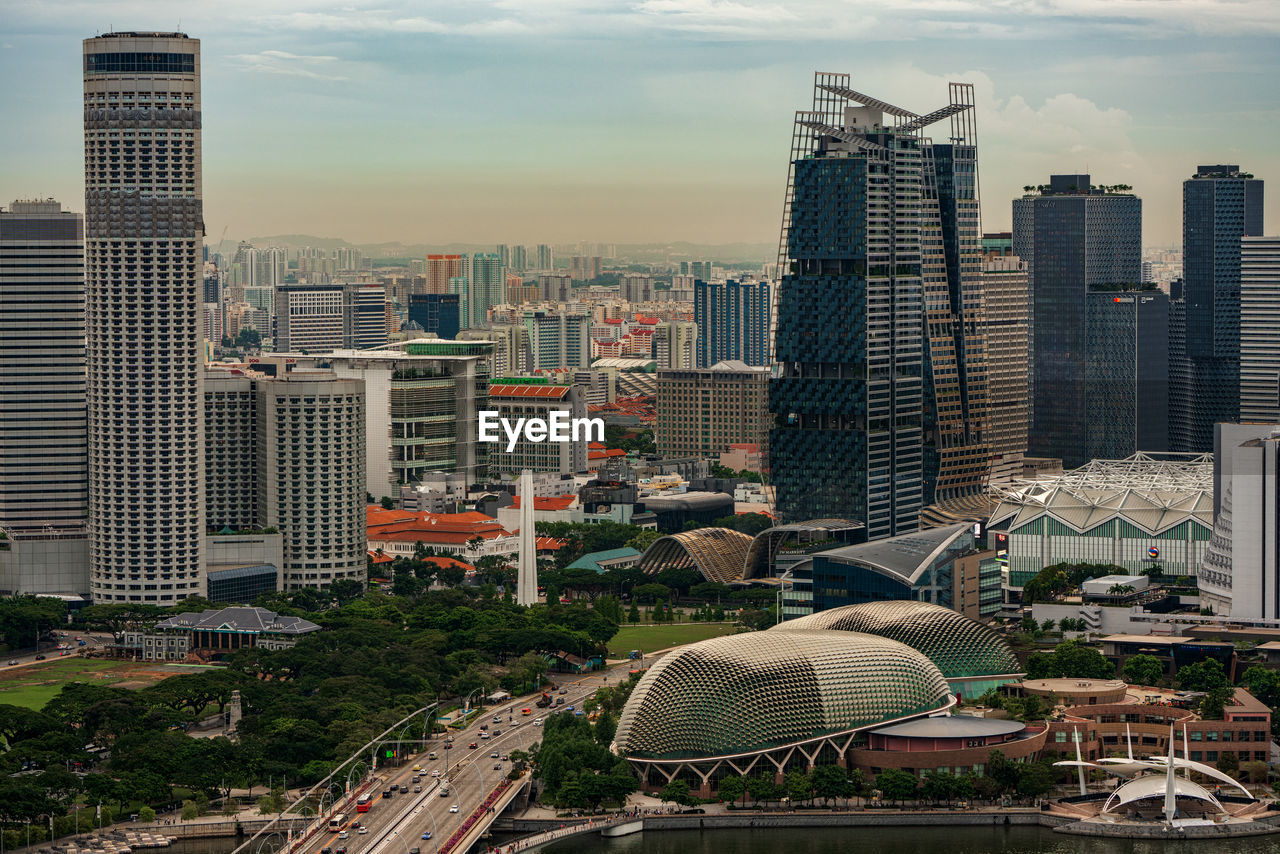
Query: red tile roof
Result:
<box><xmin>368</xmin><ymin>550</ymin><xmax>394</xmax><ymax>564</ymax></box>
<box><xmin>509</xmin><ymin>495</ymin><xmax>578</xmax><ymax>511</ymax></box>
<box><xmin>367</xmin><ymin>505</ymin><xmax>514</xmax><ymax>544</ymax></box>
<box><xmin>488</xmin><ymin>384</ymin><xmax>571</xmax><ymax>399</ymax></box>
<box><xmin>588</xmin><ymin>448</ymin><xmax>628</xmax><ymax>460</ymax></box>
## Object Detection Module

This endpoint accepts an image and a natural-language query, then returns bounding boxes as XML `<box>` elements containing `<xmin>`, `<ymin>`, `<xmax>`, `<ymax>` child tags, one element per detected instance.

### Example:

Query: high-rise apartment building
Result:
<box><xmin>469</xmin><ymin>253</ymin><xmax>504</xmax><ymax>328</ymax></box>
<box><xmin>448</xmin><ymin>275</ymin><xmax>470</xmax><ymax>331</ymax></box>
<box><xmin>656</xmin><ymin>361</ymin><xmax>770</xmax><ymax>462</ymax></box>
<box><xmin>1170</xmin><ymin>166</ymin><xmax>1265</xmax><ymax>451</ymax></box>
<box><xmin>621</xmin><ymin>274</ymin><xmax>653</xmax><ymax>303</ymax></box>
<box><xmin>204</xmin><ymin>368</ymin><xmax>366</xmax><ymax>592</ymax></box>
<box><xmin>540</xmin><ymin>273</ymin><xmax>573</xmax><ymax>303</ymax></box>
<box><xmin>458</xmin><ymin>324</ymin><xmax>529</xmax><ymax>376</ymax></box>
<box><xmin>426</xmin><ymin>254</ymin><xmax>465</xmax><ymax>294</ymax></box>
<box><xmin>0</xmin><ymin>200</ymin><xmax>89</xmax><ymax>596</ymax></box>
<box><xmin>84</xmin><ymin>33</ymin><xmax>205</xmax><ymax>603</ymax></box>
<box><xmin>525</xmin><ymin>310</ymin><xmax>590</xmax><ymax>370</ymax></box>
<box><xmin>652</xmin><ymin>320</ymin><xmax>697</xmax><ymax>370</ymax></box>
<box><xmin>506</xmin><ymin>273</ymin><xmax>537</xmax><ymax>305</ymax></box>
<box><xmin>1013</xmin><ymin>174</ymin><xmax>1142</xmax><ymax>469</ymax></box>
<box><xmin>570</xmin><ymin>255</ymin><xmax>602</xmax><ymax>282</ymax></box>
<box><xmin>694</xmin><ymin>278</ymin><xmax>771</xmax><ymax>368</ymax></box>
<box><xmin>536</xmin><ymin>244</ymin><xmax>553</xmax><ymax>271</ymax></box>
<box><xmin>1240</xmin><ymin>236</ymin><xmax>1280</xmax><ymax>421</ymax></box>
<box><xmin>981</xmin><ymin>252</ymin><xmax>1029</xmax><ymax>484</ymax></box>
<box><xmin>770</xmin><ymin>75</ymin><xmax>988</xmax><ymax>534</ymax></box>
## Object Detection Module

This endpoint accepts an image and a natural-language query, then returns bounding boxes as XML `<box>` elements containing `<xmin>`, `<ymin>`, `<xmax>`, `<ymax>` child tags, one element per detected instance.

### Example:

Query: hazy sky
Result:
<box><xmin>2</xmin><ymin>0</ymin><xmax>1277</xmax><ymax>249</ymax></box>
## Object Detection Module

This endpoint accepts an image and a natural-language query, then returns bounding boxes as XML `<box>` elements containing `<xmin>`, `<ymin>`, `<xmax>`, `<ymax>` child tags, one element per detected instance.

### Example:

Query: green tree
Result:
<box><xmin>138</xmin><ymin>806</ymin><xmax>156</xmax><ymax>822</ymax></box>
<box><xmin>627</xmin><ymin>601</ymin><xmax>640</xmax><ymax>623</ymax></box>
<box><xmin>717</xmin><ymin>774</ymin><xmax>746</xmax><ymax>806</ymax></box>
<box><xmin>379</xmin><ymin>496</ymin><xmax>394</xmax><ymax>510</ymax></box>
<box><xmin>1217</xmin><ymin>751</ymin><xmax>1240</xmax><ymax>777</ymax></box>
<box><xmin>876</xmin><ymin>769</ymin><xmax>918</xmax><ymax>804</ymax></box>
<box><xmin>658</xmin><ymin>779</ymin><xmax>695</xmax><ymax>807</ymax></box>
<box><xmin>1122</xmin><ymin>654</ymin><xmax>1165</xmax><ymax>687</ymax></box>
<box><xmin>747</xmin><ymin>774</ymin><xmax>777</xmax><ymax>806</ymax></box>
<box><xmin>784</xmin><ymin>770</ymin><xmax>813</xmax><ymax>806</ymax></box>
<box><xmin>1241</xmin><ymin>666</ymin><xmax>1280</xmax><ymax>707</ymax></box>
<box><xmin>811</xmin><ymin>764</ymin><xmax>847</xmax><ymax>806</ymax></box>
<box><xmin>625</xmin><ymin>529</ymin><xmax>662</xmax><ymax>553</ymax></box>
<box><xmin>1178</xmin><ymin>657</ymin><xmax>1229</xmax><ymax>693</ymax></box>
<box><xmin>1016</xmin><ymin>762</ymin><xmax>1054</xmax><ymax>799</ymax></box>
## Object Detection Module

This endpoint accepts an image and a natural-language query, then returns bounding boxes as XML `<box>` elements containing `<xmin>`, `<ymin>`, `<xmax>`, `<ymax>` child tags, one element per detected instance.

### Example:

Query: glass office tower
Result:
<box><xmin>770</xmin><ymin>74</ymin><xmax>988</xmax><ymax>536</ymax></box>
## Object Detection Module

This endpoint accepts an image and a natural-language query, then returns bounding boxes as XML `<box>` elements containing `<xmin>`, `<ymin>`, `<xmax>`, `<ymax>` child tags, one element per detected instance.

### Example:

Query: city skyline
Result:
<box><xmin>1</xmin><ymin>0</ymin><xmax>1277</xmax><ymax>247</ymax></box>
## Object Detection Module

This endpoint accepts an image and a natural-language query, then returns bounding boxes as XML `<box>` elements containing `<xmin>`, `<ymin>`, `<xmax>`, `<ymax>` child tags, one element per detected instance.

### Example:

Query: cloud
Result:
<box><xmin>228</xmin><ymin>50</ymin><xmax>349</xmax><ymax>80</ymax></box>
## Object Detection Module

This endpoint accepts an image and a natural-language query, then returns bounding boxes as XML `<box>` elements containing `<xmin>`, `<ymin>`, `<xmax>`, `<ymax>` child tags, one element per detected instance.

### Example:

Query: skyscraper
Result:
<box><xmin>426</xmin><ymin>254</ymin><xmax>465</xmax><ymax>294</ymax></box>
<box><xmin>982</xmin><ymin>251</ymin><xmax>1030</xmax><ymax>485</ymax></box>
<box><xmin>1083</xmin><ymin>290</ymin><xmax>1170</xmax><ymax>459</ymax></box>
<box><xmin>770</xmin><ymin>74</ymin><xmax>988</xmax><ymax>535</ymax></box>
<box><xmin>694</xmin><ymin>278</ymin><xmax>771</xmax><ymax>368</ymax></box>
<box><xmin>0</xmin><ymin>200</ymin><xmax>89</xmax><ymax>596</ymax></box>
<box><xmin>469</xmin><ymin>252</ymin><xmax>504</xmax><ymax>328</ymax></box>
<box><xmin>83</xmin><ymin>33</ymin><xmax>205</xmax><ymax>604</ymax></box>
<box><xmin>1240</xmin><ymin>236</ymin><xmax>1280</xmax><ymax>421</ymax></box>
<box><xmin>1170</xmin><ymin>165</ymin><xmax>1264</xmax><ymax>451</ymax></box>
<box><xmin>1013</xmin><ymin>174</ymin><xmax>1142</xmax><ymax>468</ymax></box>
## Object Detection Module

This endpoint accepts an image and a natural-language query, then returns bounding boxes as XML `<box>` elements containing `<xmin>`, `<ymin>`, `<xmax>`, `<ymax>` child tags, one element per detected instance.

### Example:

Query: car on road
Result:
<box><xmin>413</xmin><ymin>763</ymin><xmax>421</xmax><ymax>770</ymax></box>
<box><xmin>337</xmin><ymin>831</ymin><xmax>348</xmax><ymax>840</ymax></box>
<box><xmin>567</xmin><ymin>705</ymin><xmax>575</xmax><ymax>712</ymax></box>
<box><xmin>444</xmin><ymin>743</ymin><xmax>453</xmax><ymax>750</ymax></box>
<box><xmin>34</xmin><ymin>654</ymin><xmax>45</xmax><ymax>660</ymax></box>
<box><xmin>410</xmin><ymin>848</ymin><xmax>420</xmax><ymax>854</ymax></box>
<box><xmin>558</xmin><ymin>688</ymin><xmax>567</xmax><ymax>694</ymax></box>
<box><xmin>492</xmin><ymin>715</ymin><xmax>501</xmax><ymax>722</ymax></box>
<box><xmin>554</xmin><ymin>697</ymin><xmax>564</xmax><ymax>705</ymax></box>
<box><xmin>493</xmin><ymin>763</ymin><xmax>501</xmax><ymax>770</ymax></box>
<box><xmin>534</xmin><ymin>718</ymin><xmax>544</xmax><ymax>726</ymax></box>
<box><xmin>501</xmin><ymin>754</ymin><xmax>508</xmax><ymax>761</ymax></box>
<box><xmin>490</xmin><ymin>751</ymin><xmax>499</xmax><ymax>758</ymax></box>
<box><xmin>448</xmin><ymin>804</ymin><xmax>459</xmax><ymax>813</ymax></box>
<box><xmin>468</xmin><ymin>742</ymin><xmax>477</xmax><ymax>749</ymax></box>
<box><xmin>321</xmin><ymin>848</ymin><xmax>332</xmax><ymax>854</ymax></box>
<box><xmin>413</xmin><ymin>785</ymin><xmax>422</xmax><ymax>793</ymax></box>
<box><xmin>431</xmin><ymin>770</ymin><xmax>441</xmax><ymax>777</ymax></box>
<box><xmin>357</xmin><ymin>828</ymin><xmax>368</xmax><ymax>835</ymax></box>
<box><xmin>7</xmin><ymin>660</ymin><xmax>16</xmax><ymax>666</ymax></box>
<box><xmin>421</xmin><ymin>832</ymin><xmax>432</xmax><ymax>840</ymax></box>
<box><xmin>446</xmin><ymin>735</ymin><xmax>455</xmax><ymax>742</ymax></box>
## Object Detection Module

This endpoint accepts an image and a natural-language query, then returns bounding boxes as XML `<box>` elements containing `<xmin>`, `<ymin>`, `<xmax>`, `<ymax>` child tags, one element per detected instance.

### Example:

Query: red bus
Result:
<box><xmin>355</xmin><ymin>795</ymin><xmax>371</xmax><ymax>814</ymax></box>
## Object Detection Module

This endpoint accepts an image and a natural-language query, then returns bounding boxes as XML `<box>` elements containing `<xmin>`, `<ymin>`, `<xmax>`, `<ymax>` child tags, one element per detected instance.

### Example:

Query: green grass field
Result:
<box><xmin>0</xmin><ymin>659</ymin><xmax>199</xmax><ymax>710</ymax></box>
<box><xmin>607</xmin><ymin>622</ymin><xmax>740</xmax><ymax>657</ymax></box>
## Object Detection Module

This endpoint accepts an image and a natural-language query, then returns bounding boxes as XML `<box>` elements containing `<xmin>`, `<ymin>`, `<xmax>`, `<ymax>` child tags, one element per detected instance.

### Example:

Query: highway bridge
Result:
<box><xmin>263</xmin><ymin>658</ymin><xmax>647</xmax><ymax>854</ymax></box>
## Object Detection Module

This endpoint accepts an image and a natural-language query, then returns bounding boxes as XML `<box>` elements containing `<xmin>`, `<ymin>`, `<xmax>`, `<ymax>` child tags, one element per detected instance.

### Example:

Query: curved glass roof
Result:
<box><xmin>773</xmin><ymin>601</ymin><xmax>1020</xmax><ymax>679</ymax></box>
<box><xmin>613</xmin><ymin>629</ymin><xmax>951</xmax><ymax>760</ymax></box>
<box><xmin>637</xmin><ymin>528</ymin><xmax>753</xmax><ymax>584</ymax></box>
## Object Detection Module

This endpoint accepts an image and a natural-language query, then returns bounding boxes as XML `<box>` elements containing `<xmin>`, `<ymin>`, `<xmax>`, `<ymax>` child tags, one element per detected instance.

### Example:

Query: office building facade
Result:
<box><xmin>525</xmin><ymin>310</ymin><xmax>590</xmax><ymax>370</ymax></box>
<box><xmin>486</xmin><ymin>381</ymin><xmax>589</xmax><ymax>476</ymax></box>
<box><xmin>469</xmin><ymin>252</ymin><xmax>503</xmax><ymax>329</ymax></box>
<box><xmin>84</xmin><ymin>33</ymin><xmax>205</xmax><ymax>603</ymax></box>
<box><xmin>1083</xmin><ymin>290</ymin><xmax>1170</xmax><ymax>459</ymax></box>
<box><xmin>1171</xmin><ymin>166</ymin><xmax>1264</xmax><ymax>451</ymax></box>
<box><xmin>652</xmin><ymin>320</ymin><xmax>698</xmax><ymax>370</ymax></box>
<box><xmin>1239</xmin><ymin>236</ymin><xmax>1280</xmax><ymax>421</ymax></box>
<box><xmin>0</xmin><ymin>200</ymin><xmax>90</xmax><ymax>596</ymax></box>
<box><xmin>983</xmin><ymin>253</ymin><xmax>1030</xmax><ymax>484</ymax></box>
<box><xmin>770</xmin><ymin>75</ymin><xmax>988</xmax><ymax>535</ymax></box>
<box><xmin>1013</xmin><ymin>174</ymin><xmax>1142</xmax><ymax>469</ymax></box>
<box><xmin>408</xmin><ymin>293</ymin><xmax>461</xmax><ymax>340</ymax></box>
<box><xmin>694</xmin><ymin>278</ymin><xmax>771</xmax><ymax>368</ymax></box>
<box><xmin>656</xmin><ymin>361</ymin><xmax>770</xmax><ymax>462</ymax></box>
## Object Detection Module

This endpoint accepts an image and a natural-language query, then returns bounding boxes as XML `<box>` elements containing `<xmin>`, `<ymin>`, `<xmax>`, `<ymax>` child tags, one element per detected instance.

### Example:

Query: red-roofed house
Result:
<box><xmin>366</xmin><ymin>505</ymin><xmax>520</xmax><ymax>559</ymax></box>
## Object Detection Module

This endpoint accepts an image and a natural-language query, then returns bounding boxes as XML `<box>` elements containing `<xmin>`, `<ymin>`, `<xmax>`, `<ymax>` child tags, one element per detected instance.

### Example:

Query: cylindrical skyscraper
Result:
<box><xmin>83</xmin><ymin>33</ymin><xmax>205</xmax><ymax>603</ymax></box>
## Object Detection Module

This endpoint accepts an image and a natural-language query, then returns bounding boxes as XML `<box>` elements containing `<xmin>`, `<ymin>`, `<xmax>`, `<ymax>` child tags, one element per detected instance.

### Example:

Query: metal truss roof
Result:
<box><xmin>989</xmin><ymin>452</ymin><xmax>1214</xmax><ymax>536</ymax></box>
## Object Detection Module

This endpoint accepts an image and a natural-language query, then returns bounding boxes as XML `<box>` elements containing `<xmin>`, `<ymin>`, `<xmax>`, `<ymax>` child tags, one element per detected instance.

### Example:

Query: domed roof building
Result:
<box><xmin>613</xmin><ymin>629</ymin><xmax>954</xmax><ymax>791</ymax></box>
<box><xmin>772</xmin><ymin>601</ymin><xmax>1022</xmax><ymax>698</ymax></box>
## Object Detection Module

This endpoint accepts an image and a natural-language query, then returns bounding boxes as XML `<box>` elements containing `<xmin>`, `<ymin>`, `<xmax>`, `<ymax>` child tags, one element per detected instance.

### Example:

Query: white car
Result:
<box><xmin>338</xmin><ymin>831</ymin><xmax>348</xmax><ymax>840</ymax></box>
<box><xmin>431</xmin><ymin>770</ymin><xmax>441</xmax><ymax>778</ymax></box>
<box><xmin>448</xmin><ymin>804</ymin><xmax>459</xmax><ymax>813</ymax></box>
<box><xmin>534</xmin><ymin>718</ymin><xmax>544</xmax><ymax>726</ymax></box>
<box><xmin>357</xmin><ymin>828</ymin><xmax>368</xmax><ymax>835</ymax></box>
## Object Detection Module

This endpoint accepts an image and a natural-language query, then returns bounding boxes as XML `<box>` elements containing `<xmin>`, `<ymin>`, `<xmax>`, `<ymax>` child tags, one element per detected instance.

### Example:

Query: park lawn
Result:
<box><xmin>607</xmin><ymin>622</ymin><xmax>740</xmax><ymax>657</ymax></box>
<box><xmin>0</xmin><ymin>659</ymin><xmax>127</xmax><ymax>710</ymax></box>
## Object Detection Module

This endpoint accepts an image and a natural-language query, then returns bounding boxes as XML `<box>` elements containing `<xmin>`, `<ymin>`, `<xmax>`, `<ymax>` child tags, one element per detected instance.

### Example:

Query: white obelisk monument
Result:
<box><xmin>517</xmin><ymin>470</ymin><xmax>538</xmax><ymax>605</ymax></box>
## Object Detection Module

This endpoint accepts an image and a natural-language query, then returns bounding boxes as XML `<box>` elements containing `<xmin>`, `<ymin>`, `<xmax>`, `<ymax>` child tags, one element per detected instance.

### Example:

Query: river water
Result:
<box><xmin>541</xmin><ymin>826</ymin><xmax>1280</xmax><ymax>854</ymax></box>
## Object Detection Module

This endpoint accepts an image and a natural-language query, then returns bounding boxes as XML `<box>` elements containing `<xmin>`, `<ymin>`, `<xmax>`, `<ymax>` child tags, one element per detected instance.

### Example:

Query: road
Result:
<box><xmin>3</xmin><ymin>631</ymin><xmax>110</xmax><ymax>667</ymax></box>
<box><xmin>298</xmin><ymin>658</ymin><xmax>652</xmax><ymax>854</ymax></box>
